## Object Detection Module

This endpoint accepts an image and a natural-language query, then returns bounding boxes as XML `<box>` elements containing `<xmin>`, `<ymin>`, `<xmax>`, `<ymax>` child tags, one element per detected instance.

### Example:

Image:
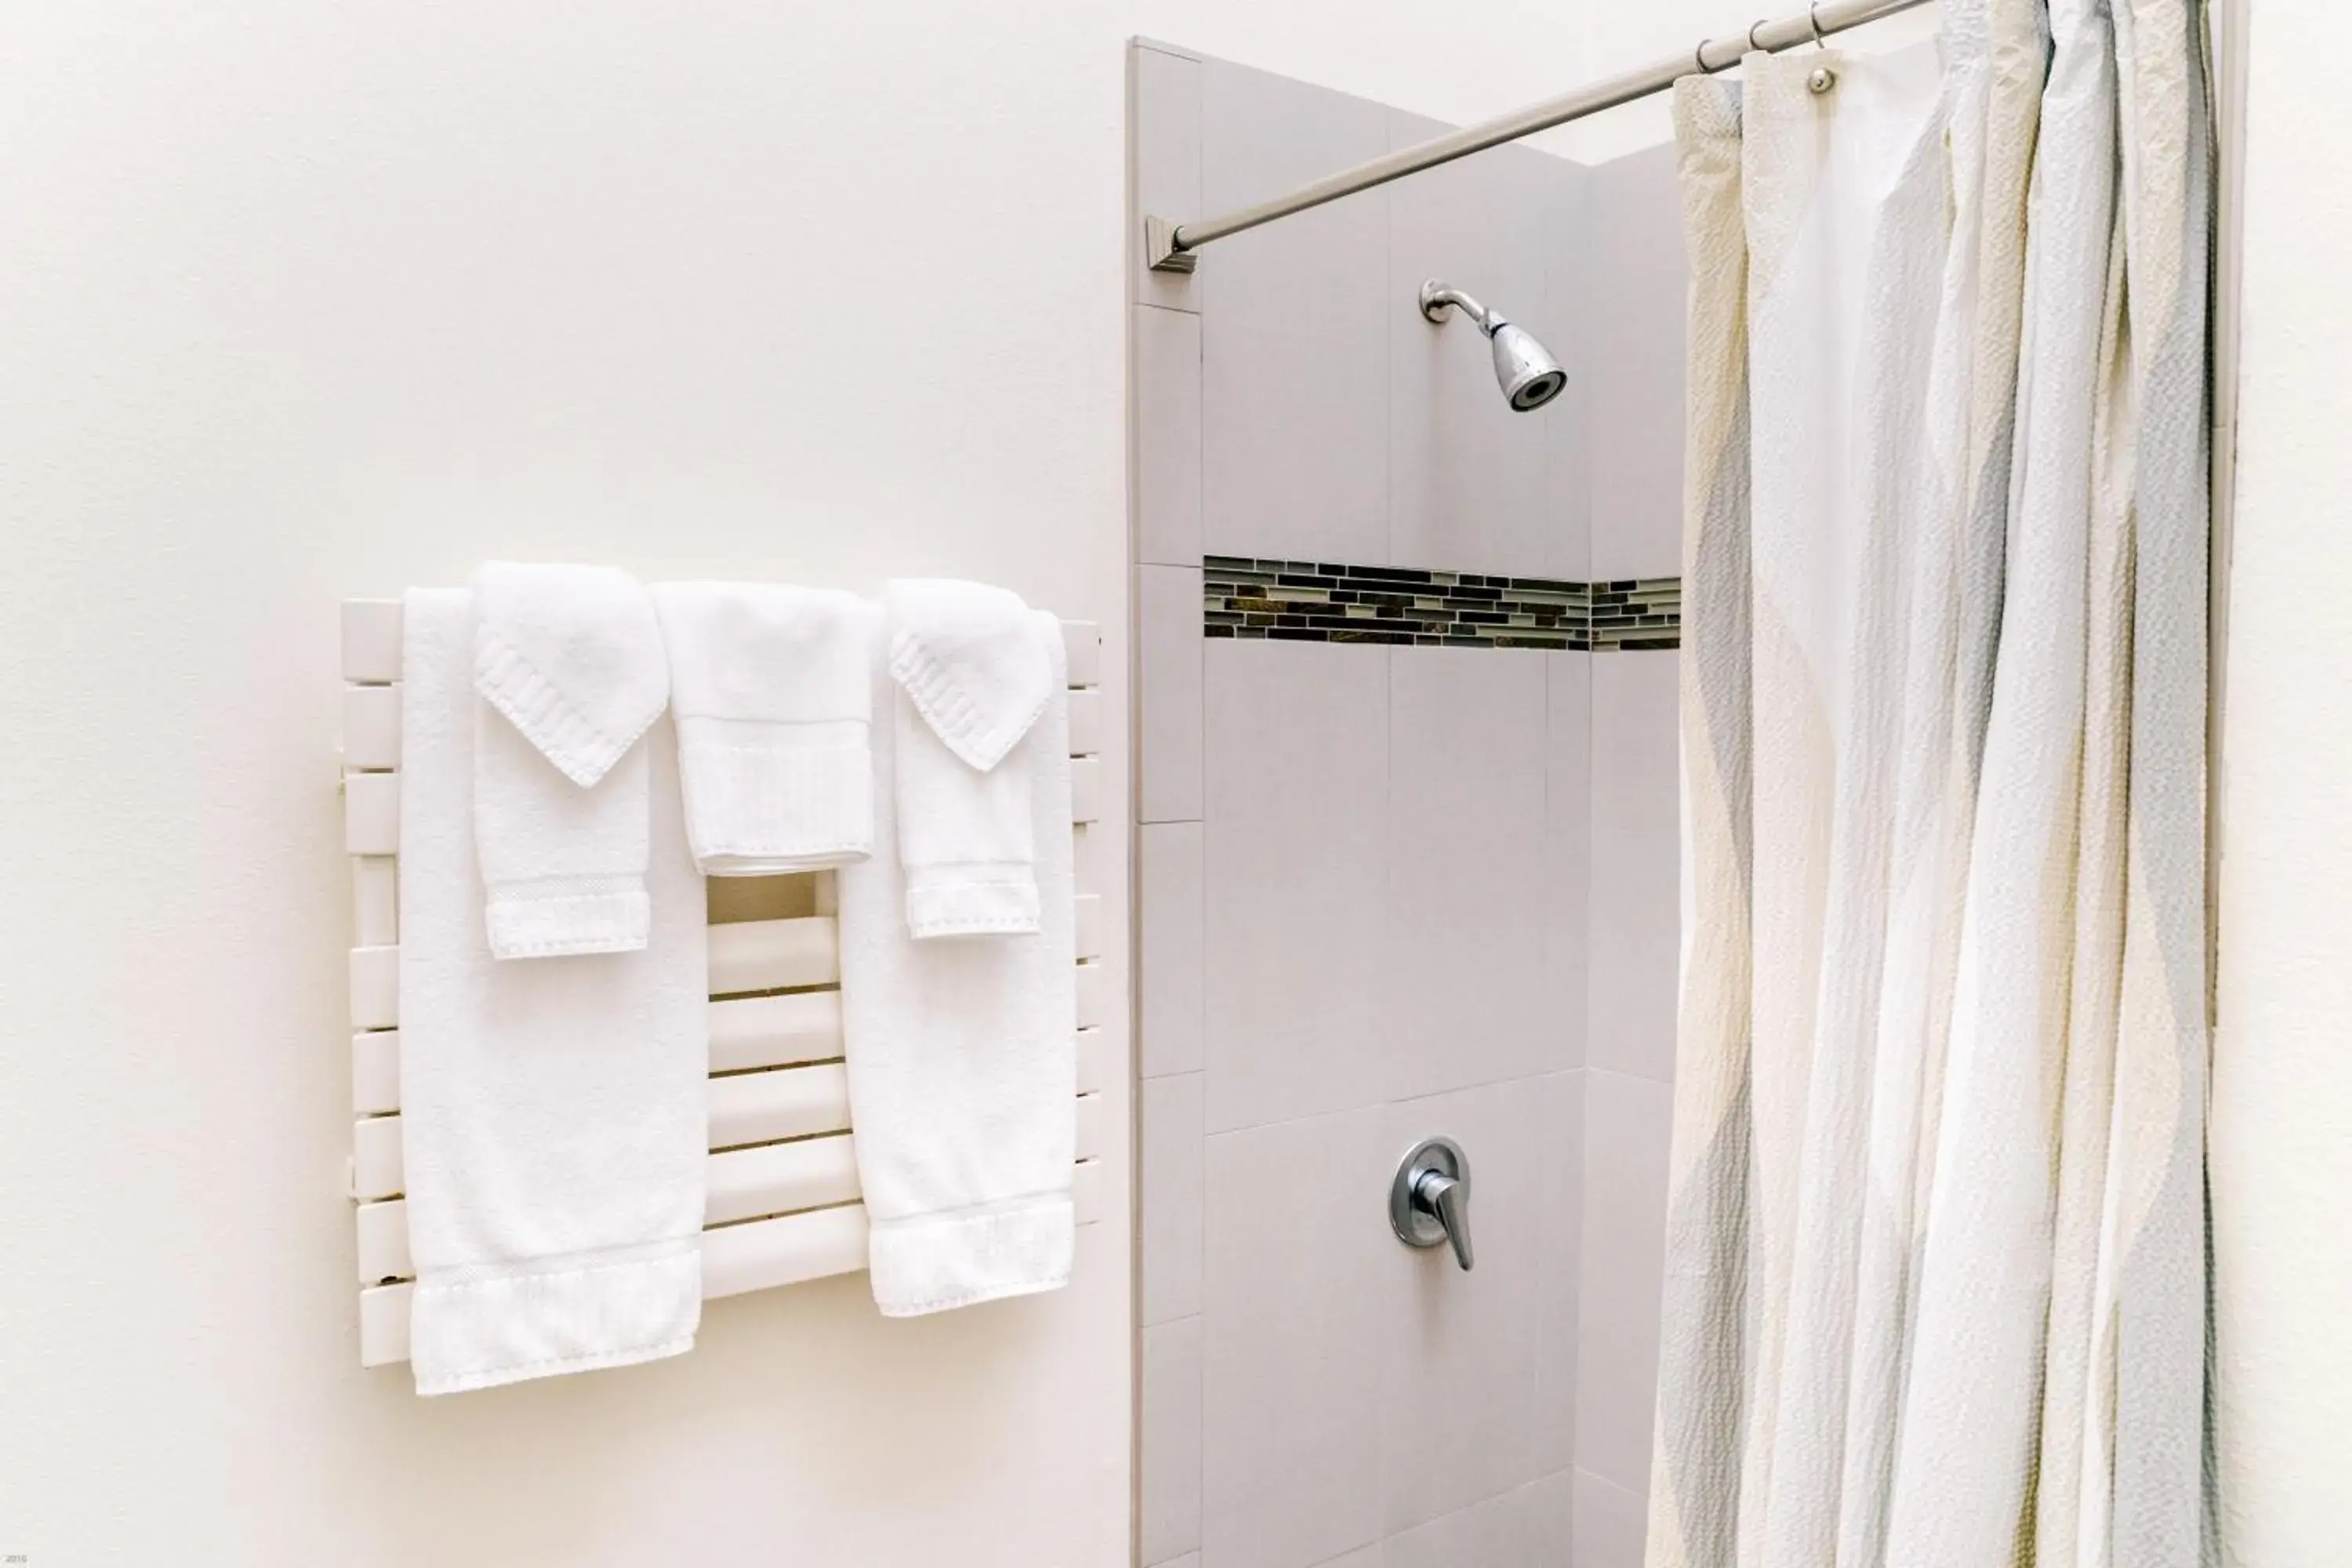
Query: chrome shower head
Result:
<box><xmin>1487</xmin><ymin>321</ymin><xmax>1567</xmax><ymax>412</ymax></box>
<box><xmin>1419</xmin><ymin>279</ymin><xmax>1566</xmax><ymax>412</ymax></box>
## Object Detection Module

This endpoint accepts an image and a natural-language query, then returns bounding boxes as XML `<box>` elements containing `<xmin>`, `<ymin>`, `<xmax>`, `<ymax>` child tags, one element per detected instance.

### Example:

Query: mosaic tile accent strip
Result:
<box><xmin>1203</xmin><ymin>556</ymin><xmax>1680</xmax><ymax>651</ymax></box>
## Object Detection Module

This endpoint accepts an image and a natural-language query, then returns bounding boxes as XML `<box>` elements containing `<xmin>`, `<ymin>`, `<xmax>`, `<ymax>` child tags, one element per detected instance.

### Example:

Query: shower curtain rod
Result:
<box><xmin>1144</xmin><ymin>0</ymin><xmax>1935</xmax><ymax>272</ymax></box>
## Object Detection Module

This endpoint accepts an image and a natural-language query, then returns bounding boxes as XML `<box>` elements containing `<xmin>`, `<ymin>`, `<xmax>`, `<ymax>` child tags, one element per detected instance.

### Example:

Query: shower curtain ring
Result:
<box><xmin>1748</xmin><ymin>19</ymin><xmax>1768</xmax><ymax>51</ymax></box>
<box><xmin>1805</xmin><ymin>2</ymin><xmax>1838</xmax><ymax>93</ymax></box>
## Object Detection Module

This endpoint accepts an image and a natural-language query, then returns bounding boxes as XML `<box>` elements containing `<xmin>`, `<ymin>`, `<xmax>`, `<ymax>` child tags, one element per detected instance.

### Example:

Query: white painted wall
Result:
<box><xmin>0</xmin><ymin>4</ymin><xmax>1637</xmax><ymax>1566</ymax></box>
<box><xmin>2212</xmin><ymin>0</ymin><xmax>2352</xmax><ymax>1559</ymax></box>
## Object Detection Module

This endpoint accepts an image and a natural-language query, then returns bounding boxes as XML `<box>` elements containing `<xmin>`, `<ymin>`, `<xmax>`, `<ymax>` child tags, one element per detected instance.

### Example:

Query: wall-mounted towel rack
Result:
<box><xmin>339</xmin><ymin>599</ymin><xmax>1109</xmax><ymax>1369</ymax></box>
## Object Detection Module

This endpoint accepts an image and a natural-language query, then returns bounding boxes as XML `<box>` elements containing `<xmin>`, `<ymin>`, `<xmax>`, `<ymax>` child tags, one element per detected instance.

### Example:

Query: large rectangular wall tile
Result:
<box><xmin>1543</xmin><ymin>158</ymin><xmax>1595</xmax><ymax>586</ymax></box>
<box><xmin>1136</xmin><ymin>304</ymin><xmax>1203</xmax><ymax>566</ymax></box>
<box><xmin>1384</xmin><ymin>648</ymin><xmax>1554</xmax><ymax>1100</ymax></box>
<box><xmin>1588</xmin><ymin>651</ymin><xmax>1678</xmax><ymax>1081</ymax></box>
<box><xmin>1203</xmin><ymin>640</ymin><xmax>1388</xmax><ymax>1132</ymax></box>
<box><xmin>1142</xmin><ymin>1070</ymin><xmax>1205</xmax><ymax>1326</ymax></box>
<box><xmin>1140</xmin><ymin>821</ymin><xmax>1205</xmax><ymax>1078</ymax></box>
<box><xmin>1534</xmin><ymin>1069</ymin><xmax>1585</xmax><ymax>1477</ymax></box>
<box><xmin>1387</xmin><ymin>111</ymin><xmax>1563</xmax><ymax>580</ymax></box>
<box><xmin>1381</xmin><ymin>1470</ymin><xmax>1574</xmax><ymax>1567</ymax></box>
<box><xmin>1545</xmin><ymin>653</ymin><xmax>1592</xmax><ymax>1073</ymax></box>
<box><xmin>1143</xmin><ymin>1316</ymin><xmax>1205</xmax><ymax>1566</ymax></box>
<box><xmin>1525</xmin><ymin>1470</ymin><xmax>1577</xmax><ymax>1567</ymax></box>
<box><xmin>1585</xmin><ymin>143</ymin><xmax>1686</xmax><ymax>583</ymax></box>
<box><xmin>1131</xmin><ymin>43</ymin><xmax>1201</xmax><ymax>313</ymax></box>
<box><xmin>1571</xmin><ymin>1468</ymin><xmax>1646</xmax><ymax>1568</ymax></box>
<box><xmin>1200</xmin><ymin>58</ymin><xmax>1390</xmax><ymax>564</ymax></box>
<box><xmin>1141</xmin><ymin>563</ymin><xmax>1205</xmax><ymax>823</ymax></box>
<box><xmin>1203</xmin><ymin>1105</ymin><xmax>1394</xmax><ymax>1568</ymax></box>
<box><xmin>1575</xmin><ymin>1070</ymin><xmax>1673</xmax><ymax>1497</ymax></box>
<box><xmin>1378</xmin><ymin>1079</ymin><xmax>1552</xmax><ymax>1534</ymax></box>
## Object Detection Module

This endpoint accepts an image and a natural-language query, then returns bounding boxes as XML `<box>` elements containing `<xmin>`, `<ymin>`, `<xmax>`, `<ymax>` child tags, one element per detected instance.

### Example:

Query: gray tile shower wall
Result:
<box><xmin>1588</xmin><ymin>654</ymin><xmax>1681</xmax><ymax>1081</ymax></box>
<box><xmin>1131</xmin><ymin>39</ymin><xmax>1688</xmax><ymax>1568</ymax></box>
<box><xmin>1136</xmin><ymin>305</ymin><xmax>1204</xmax><ymax>567</ymax></box>
<box><xmin>1586</xmin><ymin>142</ymin><xmax>1688</xmax><ymax>585</ymax></box>
<box><xmin>1387</xmin><ymin>108</ymin><xmax>1575</xmax><ymax>579</ymax></box>
<box><xmin>1144</xmin><ymin>1315</ymin><xmax>1207</xmax><ymax>1564</ymax></box>
<box><xmin>1187</xmin><ymin>60</ymin><xmax>1588</xmax><ymax>581</ymax></box>
<box><xmin>1140</xmin><ymin>563</ymin><xmax>1206</xmax><ymax>821</ymax></box>
<box><xmin>1385</xmin><ymin>652</ymin><xmax>1562</xmax><ymax>1100</ymax></box>
<box><xmin>1131</xmin><ymin>42</ymin><xmax>1200</xmax><ymax>315</ymax></box>
<box><xmin>1202</xmin><ymin>640</ymin><xmax>1391</xmax><ymax>1133</ymax></box>
<box><xmin>1200</xmin><ymin>59</ymin><xmax>1390</xmax><ymax>564</ymax></box>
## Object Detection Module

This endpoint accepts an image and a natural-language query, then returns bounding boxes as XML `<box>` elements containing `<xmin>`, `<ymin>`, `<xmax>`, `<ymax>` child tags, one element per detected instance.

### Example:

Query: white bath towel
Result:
<box><xmin>652</xmin><ymin>582</ymin><xmax>877</xmax><ymax>875</ymax></box>
<box><xmin>401</xmin><ymin>587</ymin><xmax>708</xmax><ymax>1396</ymax></box>
<box><xmin>884</xmin><ymin>579</ymin><xmax>1054</xmax><ymax>938</ymax></box>
<box><xmin>470</xmin><ymin>561</ymin><xmax>669</xmax><ymax>958</ymax></box>
<box><xmin>839</xmin><ymin>607</ymin><xmax>1076</xmax><ymax>1314</ymax></box>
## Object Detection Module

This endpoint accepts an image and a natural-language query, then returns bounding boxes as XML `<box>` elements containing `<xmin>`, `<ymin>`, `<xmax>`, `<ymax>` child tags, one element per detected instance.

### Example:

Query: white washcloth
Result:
<box><xmin>884</xmin><ymin>579</ymin><xmax>1054</xmax><ymax>938</ymax></box>
<box><xmin>400</xmin><ymin>587</ymin><xmax>708</xmax><ymax>1396</ymax></box>
<box><xmin>470</xmin><ymin>562</ymin><xmax>669</xmax><ymax>958</ymax></box>
<box><xmin>839</xmin><ymin>607</ymin><xmax>1076</xmax><ymax>1314</ymax></box>
<box><xmin>652</xmin><ymin>582</ymin><xmax>877</xmax><ymax>875</ymax></box>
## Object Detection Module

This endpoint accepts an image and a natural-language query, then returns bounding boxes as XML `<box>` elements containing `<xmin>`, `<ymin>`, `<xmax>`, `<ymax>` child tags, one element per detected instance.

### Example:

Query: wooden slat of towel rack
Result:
<box><xmin>346</xmin><ymin>897</ymin><xmax>1105</xmax><ymax>1036</ymax></box>
<box><xmin>346</xmin><ymin>928</ymin><xmax>1111</xmax><ymax>1045</ymax></box>
<box><xmin>349</xmin><ymin>1029</ymin><xmax>1110</xmax><ymax>1200</ymax></box>
<box><xmin>340</xmin><ymin>599</ymin><xmax>1113</xmax><ymax>1370</ymax></box>
<box><xmin>354</xmin><ymin>1099</ymin><xmax>1109</xmax><ymax>1283</ymax></box>
<box><xmin>354</xmin><ymin>967</ymin><xmax>1107</xmax><ymax>1113</ymax></box>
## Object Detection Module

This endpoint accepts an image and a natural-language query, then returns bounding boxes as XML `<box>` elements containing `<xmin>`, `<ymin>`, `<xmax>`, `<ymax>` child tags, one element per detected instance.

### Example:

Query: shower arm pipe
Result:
<box><xmin>1144</xmin><ymin>0</ymin><xmax>1933</xmax><ymax>273</ymax></box>
<box><xmin>1421</xmin><ymin>284</ymin><xmax>1499</xmax><ymax>333</ymax></box>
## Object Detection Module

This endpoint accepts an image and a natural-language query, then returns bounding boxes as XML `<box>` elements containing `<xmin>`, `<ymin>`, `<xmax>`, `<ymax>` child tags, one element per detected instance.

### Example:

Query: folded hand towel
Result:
<box><xmin>884</xmin><ymin>579</ymin><xmax>1054</xmax><ymax>938</ymax></box>
<box><xmin>839</xmin><ymin>607</ymin><xmax>1076</xmax><ymax>1314</ymax></box>
<box><xmin>474</xmin><ymin>562</ymin><xmax>670</xmax><ymax>786</ymax></box>
<box><xmin>652</xmin><ymin>583</ymin><xmax>877</xmax><ymax>875</ymax></box>
<box><xmin>884</xmin><ymin>579</ymin><xmax>1054</xmax><ymax>771</ymax></box>
<box><xmin>470</xmin><ymin>562</ymin><xmax>669</xmax><ymax>958</ymax></box>
<box><xmin>401</xmin><ymin>587</ymin><xmax>708</xmax><ymax>1396</ymax></box>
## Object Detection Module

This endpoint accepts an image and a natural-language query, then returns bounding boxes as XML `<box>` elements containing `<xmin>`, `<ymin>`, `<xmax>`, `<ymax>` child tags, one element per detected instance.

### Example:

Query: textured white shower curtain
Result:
<box><xmin>1740</xmin><ymin>42</ymin><xmax>1945</xmax><ymax>1568</ymax></box>
<box><xmin>1647</xmin><ymin>3</ymin><xmax>2212</xmax><ymax>1566</ymax></box>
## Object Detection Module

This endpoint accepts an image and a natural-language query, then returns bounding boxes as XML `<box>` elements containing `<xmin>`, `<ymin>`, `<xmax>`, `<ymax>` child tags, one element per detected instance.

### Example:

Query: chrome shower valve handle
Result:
<box><xmin>1391</xmin><ymin>1136</ymin><xmax>1474</xmax><ymax>1272</ymax></box>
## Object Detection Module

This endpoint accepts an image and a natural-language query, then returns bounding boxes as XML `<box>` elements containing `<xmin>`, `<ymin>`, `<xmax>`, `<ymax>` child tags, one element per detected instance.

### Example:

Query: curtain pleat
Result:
<box><xmin>2024</xmin><ymin>11</ymin><xmax>2129</xmax><ymax>1566</ymax></box>
<box><xmin>1646</xmin><ymin>74</ymin><xmax>1756</xmax><ymax>1568</ymax></box>
<box><xmin>2107</xmin><ymin>1</ymin><xmax>2213</xmax><ymax>1561</ymax></box>
<box><xmin>1739</xmin><ymin>42</ymin><xmax>1947</xmax><ymax>1568</ymax></box>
